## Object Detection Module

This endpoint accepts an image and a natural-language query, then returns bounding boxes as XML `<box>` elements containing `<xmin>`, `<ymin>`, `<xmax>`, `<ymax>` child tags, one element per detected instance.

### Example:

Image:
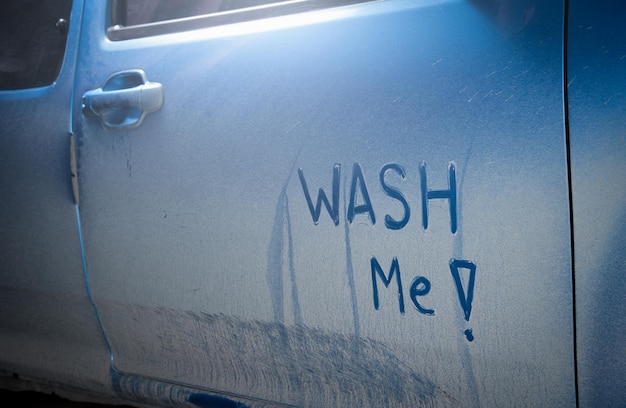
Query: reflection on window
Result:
<box><xmin>0</xmin><ymin>0</ymin><xmax>72</xmax><ymax>90</ymax></box>
<box><xmin>108</xmin><ymin>0</ymin><xmax>371</xmax><ymax>40</ymax></box>
<box><xmin>114</xmin><ymin>0</ymin><xmax>287</xmax><ymax>26</ymax></box>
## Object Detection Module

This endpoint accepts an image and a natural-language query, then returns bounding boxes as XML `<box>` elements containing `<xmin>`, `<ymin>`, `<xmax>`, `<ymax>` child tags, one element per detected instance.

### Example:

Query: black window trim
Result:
<box><xmin>107</xmin><ymin>0</ymin><xmax>378</xmax><ymax>41</ymax></box>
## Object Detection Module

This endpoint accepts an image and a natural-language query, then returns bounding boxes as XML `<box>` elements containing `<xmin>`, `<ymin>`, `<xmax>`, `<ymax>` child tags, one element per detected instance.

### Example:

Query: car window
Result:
<box><xmin>116</xmin><ymin>0</ymin><xmax>284</xmax><ymax>26</ymax></box>
<box><xmin>0</xmin><ymin>0</ymin><xmax>72</xmax><ymax>90</ymax></box>
<box><xmin>108</xmin><ymin>0</ymin><xmax>372</xmax><ymax>40</ymax></box>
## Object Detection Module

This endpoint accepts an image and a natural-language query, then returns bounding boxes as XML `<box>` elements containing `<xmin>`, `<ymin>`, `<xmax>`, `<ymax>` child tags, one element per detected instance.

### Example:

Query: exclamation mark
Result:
<box><xmin>449</xmin><ymin>259</ymin><xmax>477</xmax><ymax>341</ymax></box>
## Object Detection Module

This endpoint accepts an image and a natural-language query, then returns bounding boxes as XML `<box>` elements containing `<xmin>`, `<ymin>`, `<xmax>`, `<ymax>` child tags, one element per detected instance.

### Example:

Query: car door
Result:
<box><xmin>74</xmin><ymin>1</ymin><xmax>576</xmax><ymax>406</ymax></box>
<box><xmin>567</xmin><ymin>0</ymin><xmax>626</xmax><ymax>406</ymax></box>
<box><xmin>0</xmin><ymin>0</ymin><xmax>114</xmax><ymax>391</ymax></box>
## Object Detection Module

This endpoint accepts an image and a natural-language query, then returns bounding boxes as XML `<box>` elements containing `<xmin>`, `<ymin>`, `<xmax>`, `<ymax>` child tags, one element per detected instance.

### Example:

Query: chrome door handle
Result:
<box><xmin>82</xmin><ymin>69</ymin><xmax>163</xmax><ymax>130</ymax></box>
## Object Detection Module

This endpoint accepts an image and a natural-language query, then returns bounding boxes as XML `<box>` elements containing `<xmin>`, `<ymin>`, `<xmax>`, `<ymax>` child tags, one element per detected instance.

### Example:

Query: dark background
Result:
<box><xmin>0</xmin><ymin>390</ymin><xmax>136</xmax><ymax>408</ymax></box>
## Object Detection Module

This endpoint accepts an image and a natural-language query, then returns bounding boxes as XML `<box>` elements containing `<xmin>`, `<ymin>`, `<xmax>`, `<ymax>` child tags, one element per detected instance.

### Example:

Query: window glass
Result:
<box><xmin>0</xmin><ymin>0</ymin><xmax>73</xmax><ymax>90</ymax></box>
<box><xmin>117</xmin><ymin>0</ymin><xmax>284</xmax><ymax>26</ymax></box>
<box><xmin>108</xmin><ymin>0</ymin><xmax>371</xmax><ymax>40</ymax></box>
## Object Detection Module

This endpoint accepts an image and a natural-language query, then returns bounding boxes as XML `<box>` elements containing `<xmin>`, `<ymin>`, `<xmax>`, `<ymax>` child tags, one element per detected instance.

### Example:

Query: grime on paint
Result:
<box><xmin>298</xmin><ymin>162</ymin><xmax>476</xmax><ymax>341</ymax></box>
<box><xmin>298</xmin><ymin>162</ymin><xmax>457</xmax><ymax>233</ymax></box>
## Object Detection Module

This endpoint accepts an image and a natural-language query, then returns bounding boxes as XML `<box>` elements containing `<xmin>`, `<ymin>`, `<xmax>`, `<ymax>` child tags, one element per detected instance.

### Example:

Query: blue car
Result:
<box><xmin>0</xmin><ymin>0</ymin><xmax>624</xmax><ymax>406</ymax></box>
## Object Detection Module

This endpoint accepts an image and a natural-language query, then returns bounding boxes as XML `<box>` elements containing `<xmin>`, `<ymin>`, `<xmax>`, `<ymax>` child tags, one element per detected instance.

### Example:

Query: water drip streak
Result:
<box><xmin>453</xmin><ymin>139</ymin><xmax>480</xmax><ymax>407</ymax></box>
<box><xmin>267</xmin><ymin>191</ymin><xmax>286</xmax><ymax>324</ymax></box>
<box><xmin>267</xmin><ymin>149</ymin><xmax>302</xmax><ymax>326</ymax></box>
<box><xmin>285</xmin><ymin>195</ymin><xmax>303</xmax><ymax>326</ymax></box>
<box><xmin>343</xmin><ymin>175</ymin><xmax>360</xmax><ymax>339</ymax></box>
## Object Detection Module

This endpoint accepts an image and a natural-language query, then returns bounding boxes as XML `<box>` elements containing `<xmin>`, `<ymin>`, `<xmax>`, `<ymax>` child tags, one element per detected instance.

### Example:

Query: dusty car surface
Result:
<box><xmin>0</xmin><ymin>0</ymin><xmax>624</xmax><ymax>407</ymax></box>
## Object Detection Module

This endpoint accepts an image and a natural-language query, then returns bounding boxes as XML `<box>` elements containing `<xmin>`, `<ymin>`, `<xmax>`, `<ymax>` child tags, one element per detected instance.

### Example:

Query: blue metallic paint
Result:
<box><xmin>0</xmin><ymin>0</ymin><xmax>623</xmax><ymax>406</ymax></box>
<box><xmin>75</xmin><ymin>0</ymin><xmax>574</xmax><ymax>406</ymax></box>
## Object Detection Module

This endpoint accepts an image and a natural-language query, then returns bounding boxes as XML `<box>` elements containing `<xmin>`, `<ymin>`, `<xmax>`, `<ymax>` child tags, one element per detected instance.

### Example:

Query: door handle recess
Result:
<box><xmin>82</xmin><ymin>69</ymin><xmax>163</xmax><ymax>130</ymax></box>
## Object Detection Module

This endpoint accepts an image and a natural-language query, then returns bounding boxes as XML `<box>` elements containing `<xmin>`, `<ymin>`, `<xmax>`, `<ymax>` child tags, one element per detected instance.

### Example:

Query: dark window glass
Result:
<box><xmin>0</xmin><ymin>0</ymin><xmax>73</xmax><ymax>90</ymax></box>
<box><xmin>116</xmin><ymin>0</ymin><xmax>283</xmax><ymax>26</ymax></box>
<box><xmin>113</xmin><ymin>0</ymin><xmax>285</xmax><ymax>26</ymax></box>
<box><xmin>108</xmin><ymin>0</ymin><xmax>372</xmax><ymax>40</ymax></box>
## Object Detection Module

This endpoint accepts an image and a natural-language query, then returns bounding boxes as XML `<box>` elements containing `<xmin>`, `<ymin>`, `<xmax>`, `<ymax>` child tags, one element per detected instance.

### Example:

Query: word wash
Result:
<box><xmin>298</xmin><ymin>162</ymin><xmax>477</xmax><ymax>341</ymax></box>
<box><xmin>298</xmin><ymin>162</ymin><xmax>457</xmax><ymax>232</ymax></box>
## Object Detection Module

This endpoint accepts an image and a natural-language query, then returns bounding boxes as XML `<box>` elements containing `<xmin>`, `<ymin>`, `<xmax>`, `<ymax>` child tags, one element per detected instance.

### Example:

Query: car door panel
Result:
<box><xmin>0</xmin><ymin>0</ymin><xmax>112</xmax><ymax>395</ymax></box>
<box><xmin>74</xmin><ymin>1</ymin><xmax>575</xmax><ymax>406</ymax></box>
<box><xmin>567</xmin><ymin>0</ymin><xmax>626</xmax><ymax>406</ymax></box>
